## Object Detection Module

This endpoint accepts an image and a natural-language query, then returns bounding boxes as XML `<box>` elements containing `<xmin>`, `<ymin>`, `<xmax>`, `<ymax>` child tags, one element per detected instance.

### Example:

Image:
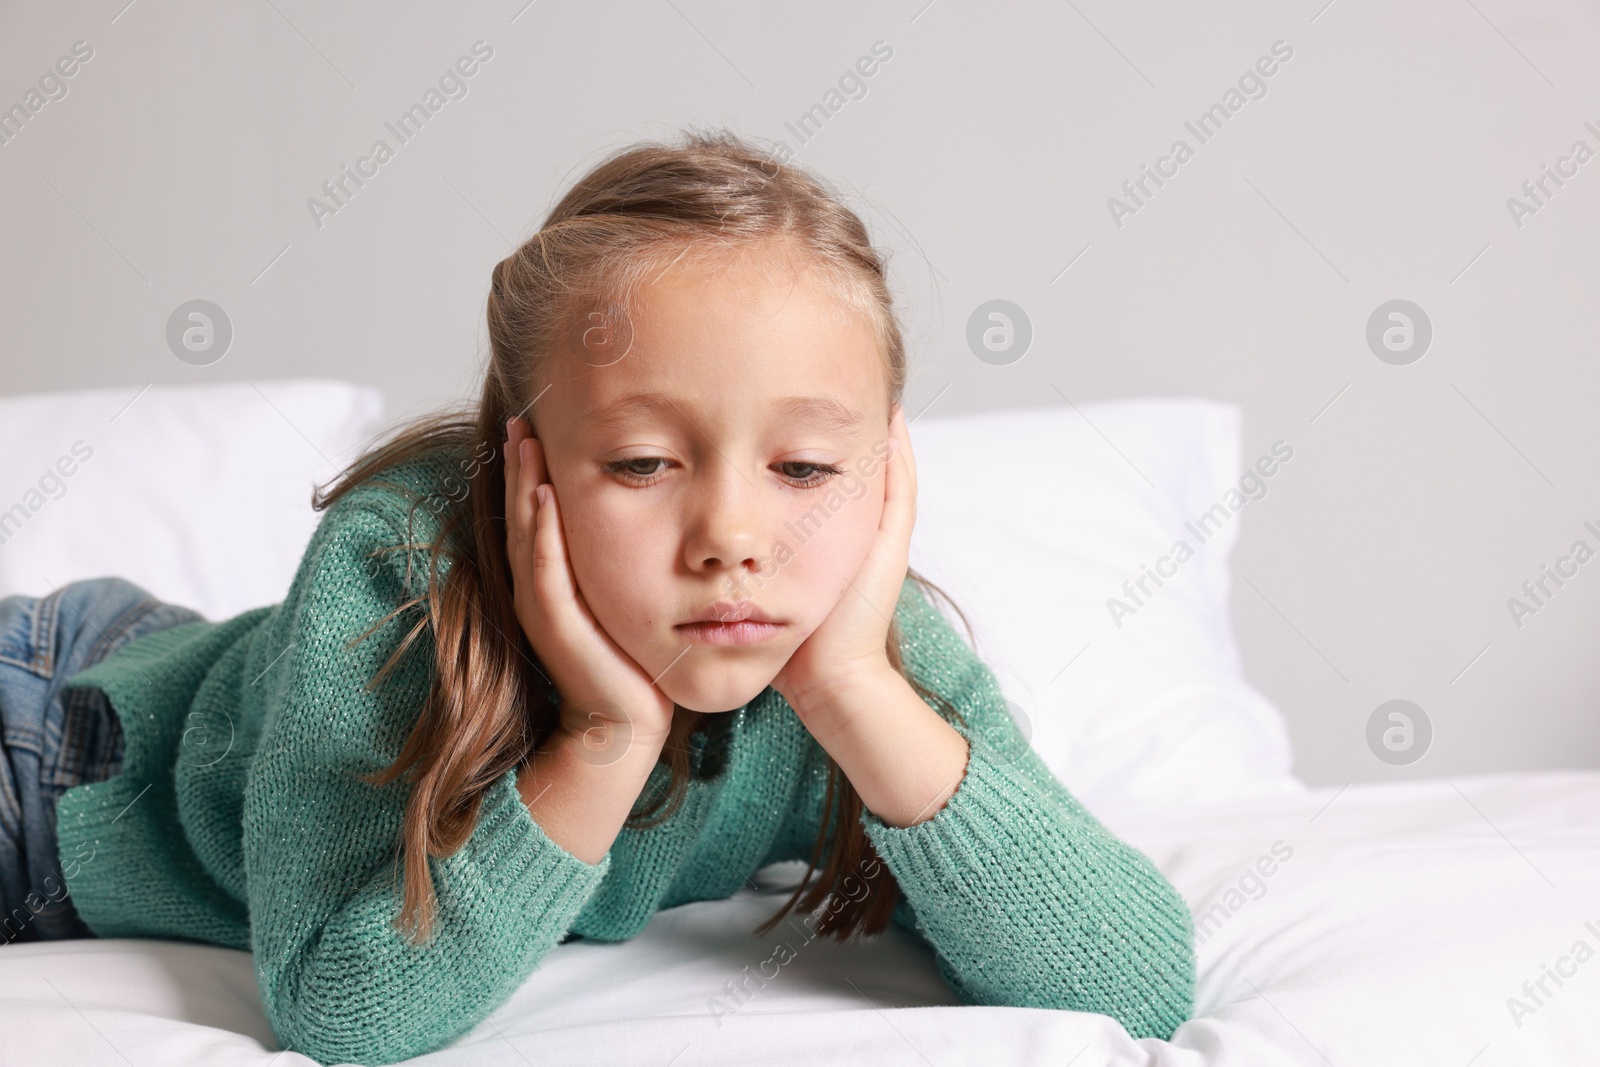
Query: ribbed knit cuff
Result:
<box><xmin>857</xmin><ymin>740</ymin><xmax>1194</xmax><ymax>1040</ymax></box>
<box><xmin>857</xmin><ymin>736</ymin><xmax>1015</xmax><ymax>876</ymax></box>
<box><xmin>457</xmin><ymin>768</ymin><xmax>612</xmax><ymax>920</ymax></box>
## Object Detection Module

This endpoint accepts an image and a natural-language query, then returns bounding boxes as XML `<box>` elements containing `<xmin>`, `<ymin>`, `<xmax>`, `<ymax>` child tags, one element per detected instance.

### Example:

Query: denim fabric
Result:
<box><xmin>0</xmin><ymin>577</ymin><xmax>203</xmax><ymax>944</ymax></box>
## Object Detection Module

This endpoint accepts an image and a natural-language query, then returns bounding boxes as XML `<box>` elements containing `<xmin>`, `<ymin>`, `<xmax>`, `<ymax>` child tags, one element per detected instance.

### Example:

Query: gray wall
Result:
<box><xmin>4</xmin><ymin>0</ymin><xmax>1597</xmax><ymax>786</ymax></box>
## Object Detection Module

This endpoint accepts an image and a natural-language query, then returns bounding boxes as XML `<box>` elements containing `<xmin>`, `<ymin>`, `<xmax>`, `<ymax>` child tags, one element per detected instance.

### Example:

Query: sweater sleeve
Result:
<box><xmin>859</xmin><ymin>583</ymin><xmax>1196</xmax><ymax>1040</ymax></box>
<box><xmin>245</xmin><ymin>502</ymin><xmax>610</xmax><ymax>1066</ymax></box>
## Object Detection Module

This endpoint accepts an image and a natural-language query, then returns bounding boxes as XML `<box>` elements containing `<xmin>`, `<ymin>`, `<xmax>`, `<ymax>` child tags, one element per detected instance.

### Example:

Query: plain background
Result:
<box><xmin>2</xmin><ymin>0</ymin><xmax>1598</xmax><ymax>786</ymax></box>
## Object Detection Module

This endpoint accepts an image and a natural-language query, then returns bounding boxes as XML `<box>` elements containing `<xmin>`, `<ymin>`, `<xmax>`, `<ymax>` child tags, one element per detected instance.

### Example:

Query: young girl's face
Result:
<box><xmin>532</xmin><ymin>247</ymin><xmax>894</xmax><ymax>714</ymax></box>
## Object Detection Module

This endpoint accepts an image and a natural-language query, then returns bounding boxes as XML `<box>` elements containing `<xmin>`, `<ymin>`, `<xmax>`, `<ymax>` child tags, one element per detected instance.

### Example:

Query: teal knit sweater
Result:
<box><xmin>60</xmin><ymin>447</ymin><xmax>1195</xmax><ymax>1065</ymax></box>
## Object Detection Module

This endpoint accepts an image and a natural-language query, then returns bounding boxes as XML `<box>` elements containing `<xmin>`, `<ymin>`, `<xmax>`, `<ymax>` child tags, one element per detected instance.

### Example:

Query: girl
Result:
<box><xmin>1</xmin><ymin>129</ymin><xmax>1195</xmax><ymax>1064</ymax></box>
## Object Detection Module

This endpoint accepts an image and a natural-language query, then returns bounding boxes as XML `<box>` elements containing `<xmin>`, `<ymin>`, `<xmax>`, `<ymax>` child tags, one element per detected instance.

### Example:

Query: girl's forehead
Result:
<box><xmin>530</xmin><ymin>245</ymin><xmax>893</xmax><ymax>440</ymax></box>
<box><xmin>577</xmin><ymin>387</ymin><xmax>871</xmax><ymax>435</ymax></box>
<box><xmin>545</xmin><ymin>281</ymin><xmax>888</xmax><ymax>419</ymax></box>
<box><xmin>533</xmin><ymin>345</ymin><xmax>889</xmax><ymax>443</ymax></box>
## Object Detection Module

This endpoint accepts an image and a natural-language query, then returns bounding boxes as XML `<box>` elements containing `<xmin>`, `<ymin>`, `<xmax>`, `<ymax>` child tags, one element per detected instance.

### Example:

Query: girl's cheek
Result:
<box><xmin>559</xmin><ymin>497</ymin><xmax>650</xmax><ymax>606</ymax></box>
<box><xmin>782</xmin><ymin>491</ymin><xmax>880</xmax><ymax>601</ymax></box>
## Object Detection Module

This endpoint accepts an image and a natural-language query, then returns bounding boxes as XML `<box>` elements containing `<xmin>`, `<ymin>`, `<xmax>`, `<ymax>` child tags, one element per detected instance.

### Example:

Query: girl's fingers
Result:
<box><xmin>513</xmin><ymin>439</ymin><xmax>537</xmax><ymax>555</ymax></box>
<box><xmin>895</xmin><ymin>406</ymin><xmax>918</xmax><ymax>503</ymax></box>
<box><xmin>529</xmin><ymin>477</ymin><xmax>583</xmax><ymax>629</ymax></box>
<box><xmin>880</xmin><ymin>406</ymin><xmax>917</xmax><ymax>541</ymax></box>
<box><xmin>504</xmin><ymin>420</ymin><xmax>590</xmax><ymax>639</ymax></box>
<box><xmin>503</xmin><ymin>417</ymin><xmax>523</xmax><ymax>551</ymax></box>
<box><xmin>837</xmin><ymin>408</ymin><xmax>915</xmax><ymax>621</ymax></box>
<box><xmin>524</xmin><ymin>433</ymin><xmax>551</xmax><ymax>487</ymax></box>
<box><xmin>504</xmin><ymin>418</ymin><xmax>554</xmax><ymax>547</ymax></box>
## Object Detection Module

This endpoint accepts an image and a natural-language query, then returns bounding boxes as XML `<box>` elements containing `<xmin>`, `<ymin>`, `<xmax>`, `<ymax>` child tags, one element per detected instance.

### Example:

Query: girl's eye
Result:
<box><xmin>602</xmin><ymin>457</ymin><xmax>671</xmax><ymax>482</ymax></box>
<box><xmin>774</xmin><ymin>461</ymin><xmax>844</xmax><ymax>487</ymax></box>
<box><xmin>603</xmin><ymin>457</ymin><xmax>843</xmax><ymax>487</ymax></box>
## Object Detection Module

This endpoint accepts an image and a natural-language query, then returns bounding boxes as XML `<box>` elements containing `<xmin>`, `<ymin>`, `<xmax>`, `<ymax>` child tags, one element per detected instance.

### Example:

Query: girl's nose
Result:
<box><xmin>681</xmin><ymin>466</ymin><xmax>763</xmax><ymax>574</ymax></box>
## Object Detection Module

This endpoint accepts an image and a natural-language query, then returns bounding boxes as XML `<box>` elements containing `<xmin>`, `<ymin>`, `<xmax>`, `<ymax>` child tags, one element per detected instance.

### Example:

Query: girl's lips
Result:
<box><xmin>674</xmin><ymin>620</ymin><xmax>785</xmax><ymax>646</ymax></box>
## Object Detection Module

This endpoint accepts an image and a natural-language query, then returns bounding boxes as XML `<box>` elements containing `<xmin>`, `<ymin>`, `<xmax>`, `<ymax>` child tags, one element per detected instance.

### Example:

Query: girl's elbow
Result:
<box><xmin>1125</xmin><ymin>910</ymin><xmax>1198</xmax><ymax>1039</ymax></box>
<box><xmin>263</xmin><ymin>972</ymin><xmax>453</xmax><ymax>1065</ymax></box>
<box><xmin>268</xmin><ymin>1008</ymin><xmax>449</xmax><ymax>1067</ymax></box>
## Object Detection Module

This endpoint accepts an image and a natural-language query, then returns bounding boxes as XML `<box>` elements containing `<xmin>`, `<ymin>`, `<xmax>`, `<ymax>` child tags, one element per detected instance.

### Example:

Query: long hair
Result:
<box><xmin>312</xmin><ymin>127</ymin><xmax>968</xmax><ymax>947</ymax></box>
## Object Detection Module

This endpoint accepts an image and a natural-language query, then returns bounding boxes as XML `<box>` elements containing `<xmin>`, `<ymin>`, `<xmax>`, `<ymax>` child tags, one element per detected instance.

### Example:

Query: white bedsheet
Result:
<box><xmin>3</xmin><ymin>771</ymin><xmax>1596</xmax><ymax>1066</ymax></box>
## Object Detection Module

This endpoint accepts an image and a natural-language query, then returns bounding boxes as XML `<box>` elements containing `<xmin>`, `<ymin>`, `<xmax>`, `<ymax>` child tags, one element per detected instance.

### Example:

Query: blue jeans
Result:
<box><xmin>0</xmin><ymin>577</ymin><xmax>204</xmax><ymax>945</ymax></box>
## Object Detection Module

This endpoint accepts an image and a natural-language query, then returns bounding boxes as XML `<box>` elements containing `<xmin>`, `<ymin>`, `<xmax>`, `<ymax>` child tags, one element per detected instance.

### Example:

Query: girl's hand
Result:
<box><xmin>771</xmin><ymin>406</ymin><xmax>916</xmax><ymax>733</ymax></box>
<box><xmin>503</xmin><ymin>416</ymin><xmax>675</xmax><ymax>763</ymax></box>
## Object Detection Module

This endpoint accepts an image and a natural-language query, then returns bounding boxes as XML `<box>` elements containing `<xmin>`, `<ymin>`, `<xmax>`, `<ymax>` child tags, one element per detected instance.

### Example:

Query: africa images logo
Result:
<box><xmin>305</xmin><ymin>41</ymin><xmax>494</xmax><ymax>230</ymax></box>
<box><xmin>1105</xmin><ymin>40</ymin><xmax>1295</xmax><ymax>230</ymax></box>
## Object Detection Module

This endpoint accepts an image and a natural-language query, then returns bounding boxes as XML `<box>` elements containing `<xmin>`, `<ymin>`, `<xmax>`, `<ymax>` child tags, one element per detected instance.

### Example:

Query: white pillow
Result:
<box><xmin>0</xmin><ymin>382</ymin><xmax>1295</xmax><ymax>809</ymax></box>
<box><xmin>0</xmin><ymin>379</ymin><xmax>385</xmax><ymax>620</ymax></box>
<box><xmin>907</xmin><ymin>397</ymin><xmax>1305</xmax><ymax>813</ymax></box>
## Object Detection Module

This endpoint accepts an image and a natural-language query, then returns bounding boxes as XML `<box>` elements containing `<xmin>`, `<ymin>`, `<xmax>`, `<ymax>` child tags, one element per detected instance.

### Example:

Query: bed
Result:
<box><xmin>1</xmin><ymin>381</ymin><xmax>1595</xmax><ymax>1066</ymax></box>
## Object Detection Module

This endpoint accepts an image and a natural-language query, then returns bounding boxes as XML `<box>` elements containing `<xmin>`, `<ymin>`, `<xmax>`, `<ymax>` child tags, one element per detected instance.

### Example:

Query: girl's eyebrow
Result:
<box><xmin>585</xmin><ymin>391</ymin><xmax>864</xmax><ymax>433</ymax></box>
<box><xmin>585</xmin><ymin>390</ymin><xmax>679</xmax><ymax>428</ymax></box>
<box><xmin>774</xmin><ymin>395</ymin><xmax>864</xmax><ymax>432</ymax></box>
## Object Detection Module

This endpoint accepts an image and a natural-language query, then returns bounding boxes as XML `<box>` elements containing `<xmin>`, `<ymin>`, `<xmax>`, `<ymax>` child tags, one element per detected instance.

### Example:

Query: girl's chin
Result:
<box><xmin>660</xmin><ymin>673</ymin><xmax>778</xmax><ymax>715</ymax></box>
